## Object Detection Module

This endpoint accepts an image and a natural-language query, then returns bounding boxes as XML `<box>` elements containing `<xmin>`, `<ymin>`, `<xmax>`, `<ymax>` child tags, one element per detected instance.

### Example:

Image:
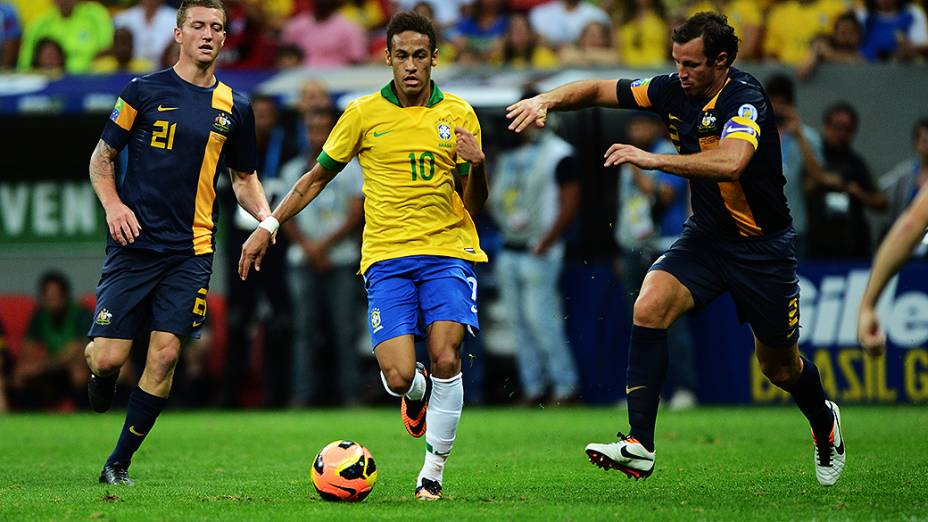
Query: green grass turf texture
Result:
<box><xmin>1</xmin><ymin>406</ymin><xmax>926</xmax><ymax>521</ymax></box>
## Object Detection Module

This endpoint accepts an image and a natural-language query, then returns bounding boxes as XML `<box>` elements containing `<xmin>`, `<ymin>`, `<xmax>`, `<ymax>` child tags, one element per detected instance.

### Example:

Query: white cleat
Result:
<box><xmin>813</xmin><ymin>400</ymin><xmax>846</xmax><ymax>487</ymax></box>
<box><xmin>585</xmin><ymin>433</ymin><xmax>655</xmax><ymax>480</ymax></box>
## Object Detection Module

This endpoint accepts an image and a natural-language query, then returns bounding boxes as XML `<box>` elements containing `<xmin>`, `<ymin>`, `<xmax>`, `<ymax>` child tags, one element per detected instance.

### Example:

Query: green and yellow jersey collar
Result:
<box><xmin>380</xmin><ymin>80</ymin><xmax>444</xmax><ymax>108</ymax></box>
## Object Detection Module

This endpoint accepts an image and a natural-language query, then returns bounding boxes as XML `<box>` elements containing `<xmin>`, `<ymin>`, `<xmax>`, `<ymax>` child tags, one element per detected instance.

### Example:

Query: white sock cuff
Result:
<box><xmin>380</xmin><ymin>372</ymin><xmax>403</xmax><ymax>397</ymax></box>
<box><xmin>430</xmin><ymin>372</ymin><xmax>463</xmax><ymax>384</ymax></box>
<box><xmin>406</xmin><ymin>369</ymin><xmax>427</xmax><ymax>401</ymax></box>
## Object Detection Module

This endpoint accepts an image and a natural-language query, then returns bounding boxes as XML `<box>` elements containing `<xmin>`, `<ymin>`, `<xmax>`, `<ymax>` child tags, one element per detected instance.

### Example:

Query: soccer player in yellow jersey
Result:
<box><xmin>239</xmin><ymin>11</ymin><xmax>489</xmax><ymax>501</ymax></box>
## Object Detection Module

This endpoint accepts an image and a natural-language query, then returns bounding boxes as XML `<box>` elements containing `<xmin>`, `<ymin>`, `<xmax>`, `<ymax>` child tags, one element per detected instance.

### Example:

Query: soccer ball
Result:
<box><xmin>311</xmin><ymin>440</ymin><xmax>378</xmax><ymax>502</ymax></box>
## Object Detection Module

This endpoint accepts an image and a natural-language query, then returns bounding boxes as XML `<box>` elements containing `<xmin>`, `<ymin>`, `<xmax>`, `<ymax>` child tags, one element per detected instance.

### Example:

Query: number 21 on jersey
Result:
<box><xmin>151</xmin><ymin>120</ymin><xmax>177</xmax><ymax>150</ymax></box>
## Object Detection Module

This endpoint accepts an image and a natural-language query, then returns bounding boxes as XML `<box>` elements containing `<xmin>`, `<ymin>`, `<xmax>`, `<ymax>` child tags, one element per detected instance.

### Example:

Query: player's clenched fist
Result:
<box><xmin>857</xmin><ymin>305</ymin><xmax>886</xmax><ymax>357</ymax></box>
<box><xmin>454</xmin><ymin>126</ymin><xmax>484</xmax><ymax>165</ymax></box>
<box><xmin>506</xmin><ymin>96</ymin><xmax>548</xmax><ymax>133</ymax></box>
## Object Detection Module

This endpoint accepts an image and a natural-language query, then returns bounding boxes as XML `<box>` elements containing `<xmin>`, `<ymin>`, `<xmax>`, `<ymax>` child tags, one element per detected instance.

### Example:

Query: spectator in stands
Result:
<box><xmin>159</xmin><ymin>40</ymin><xmax>179</xmax><ymax>70</ymax></box>
<box><xmin>559</xmin><ymin>20</ymin><xmax>620</xmax><ymax>66</ymax></box>
<box><xmin>17</xmin><ymin>0</ymin><xmax>113</xmax><ymax>73</ymax></box>
<box><xmin>615</xmin><ymin>0</ymin><xmax>668</xmax><ymax>67</ymax></box>
<box><xmin>113</xmin><ymin>0</ymin><xmax>175</xmax><ymax>69</ymax></box>
<box><xmin>11</xmin><ymin>271</ymin><xmax>91</xmax><ymax>410</ymax></box>
<box><xmin>764</xmin><ymin>0</ymin><xmax>849</xmax><ymax>67</ymax></box>
<box><xmin>340</xmin><ymin>0</ymin><xmax>388</xmax><ymax>31</ymax></box>
<box><xmin>877</xmin><ymin>118</ymin><xmax>928</xmax><ymax>245</ymax></box>
<box><xmin>243</xmin><ymin>0</ymin><xmax>293</xmax><ymax>30</ymax></box>
<box><xmin>681</xmin><ymin>0</ymin><xmax>762</xmax><ymax>59</ymax></box>
<box><xmin>448</xmin><ymin>0</ymin><xmax>509</xmax><ymax>63</ymax></box>
<box><xmin>6</xmin><ymin>0</ymin><xmax>51</xmax><ymax>30</ymax></box>
<box><xmin>274</xmin><ymin>43</ymin><xmax>304</xmax><ymax>69</ymax></box>
<box><xmin>797</xmin><ymin>11</ymin><xmax>866</xmax><ymax>79</ymax></box>
<box><xmin>409</xmin><ymin>1</ymin><xmax>456</xmax><ymax>62</ymax></box>
<box><xmin>529</xmin><ymin>0</ymin><xmax>610</xmax><ymax>49</ymax></box>
<box><xmin>219</xmin><ymin>95</ymin><xmax>296</xmax><ymax>408</ymax></box>
<box><xmin>615</xmin><ymin>114</ymin><xmax>698</xmax><ymax>410</ymax></box>
<box><xmin>488</xmin><ymin>103</ymin><xmax>581</xmax><ymax>405</ymax></box>
<box><xmin>494</xmin><ymin>12</ymin><xmax>558</xmax><ymax>68</ymax></box>
<box><xmin>91</xmin><ymin>27</ymin><xmax>153</xmax><ymax>73</ymax></box>
<box><xmin>218</xmin><ymin>0</ymin><xmax>277</xmax><ymax>69</ymax></box>
<box><xmin>294</xmin><ymin>79</ymin><xmax>334</xmax><ymax>152</ymax></box>
<box><xmin>766</xmin><ymin>74</ymin><xmax>833</xmax><ymax>259</ymax></box>
<box><xmin>807</xmin><ymin>102</ymin><xmax>889</xmax><ymax>259</ymax></box>
<box><xmin>0</xmin><ymin>319</ymin><xmax>10</xmax><ymax>412</ymax></box>
<box><xmin>282</xmin><ymin>109</ymin><xmax>365</xmax><ymax>408</ymax></box>
<box><xmin>395</xmin><ymin>0</ymin><xmax>468</xmax><ymax>28</ymax></box>
<box><xmin>30</xmin><ymin>36</ymin><xmax>65</xmax><ymax>73</ymax></box>
<box><xmin>857</xmin><ymin>0</ymin><xmax>928</xmax><ymax>61</ymax></box>
<box><xmin>282</xmin><ymin>0</ymin><xmax>367</xmax><ymax>67</ymax></box>
<box><xmin>0</xmin><ymin>2</ymin><xmax>21</xmax><ymax>69</ymax></box>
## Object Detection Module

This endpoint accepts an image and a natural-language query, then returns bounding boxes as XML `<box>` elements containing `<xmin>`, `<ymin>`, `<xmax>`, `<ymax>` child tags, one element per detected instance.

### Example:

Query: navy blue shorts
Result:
<box><xmin>651</xmin><ymin>223</ymin><xmax>800</xmax><ymax>348</ymax></box>
<box><xmin>88</xmin><ymin>247</ymin><xmax>213</xmax><ymax>340</ymax></box>
<box><xmin>363</xmin><ymin>255</ymin><xmax>479</xmax><ymax>350</ymax></box>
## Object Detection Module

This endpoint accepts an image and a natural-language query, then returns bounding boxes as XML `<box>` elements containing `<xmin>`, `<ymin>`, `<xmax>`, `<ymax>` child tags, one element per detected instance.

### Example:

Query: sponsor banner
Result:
<box><xmin>0</xmin><ymin>181</ymin><xmax>105</xmax><ymax>246</ymax></box>
<box><xmin>691</xmin><ymin>261</ymin><xmax>928</xmax><ymax>404</ymax></box>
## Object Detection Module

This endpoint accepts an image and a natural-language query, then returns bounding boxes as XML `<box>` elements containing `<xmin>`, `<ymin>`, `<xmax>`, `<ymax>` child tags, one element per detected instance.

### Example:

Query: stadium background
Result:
<box><xmin>1</xmin><ymin>0</ymin><xmax>927</xmax><ymax>411</ymax></box>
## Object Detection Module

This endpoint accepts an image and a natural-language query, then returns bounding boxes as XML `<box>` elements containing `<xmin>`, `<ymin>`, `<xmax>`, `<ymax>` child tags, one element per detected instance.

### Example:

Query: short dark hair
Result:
<box><xmin>177</xmin><ymin>0</ymin><xmax>227</xmax><ymax>28</ymax></box>
<box><xmin>386</xmin><ymin>11</ymin><xmax>437</xmax><ymax>53</ymax></box>
<box><xmin>765</xmin><ymin>73</ymin><xmax>796</xmax><ymax>105</ymax></box>
<box><xmin>38</xmin><ymin>271</ymin><xmax>71</xmax><ymax>299</ymax></box>
<box><xmin>913</xmin><ymin>117</ymin><xmax>928</xmax><ymax>140</ymax></box>
<box><xmin>671</xmin><ymin>12</ymin><xmax>739</xmax><ymax>67</ymax></box>
<box><xmin>824</xmin><ymin>101</ymin><xmax>859</xmax><ymax>130</ymax></box>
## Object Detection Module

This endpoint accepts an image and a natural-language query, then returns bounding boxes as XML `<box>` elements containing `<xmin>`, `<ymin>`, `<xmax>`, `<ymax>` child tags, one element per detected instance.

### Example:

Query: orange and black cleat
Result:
<box><xmin>401</xmin><ymin>362</ymin><xmax>431</xmax><ymax>438</ymax></box>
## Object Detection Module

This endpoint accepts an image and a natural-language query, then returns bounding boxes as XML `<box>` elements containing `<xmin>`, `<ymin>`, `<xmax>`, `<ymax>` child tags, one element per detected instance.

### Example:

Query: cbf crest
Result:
<box><xmin>437</xmin><ymin>121</ymin><xmax>452</xmax><ymax>141</ymax></box>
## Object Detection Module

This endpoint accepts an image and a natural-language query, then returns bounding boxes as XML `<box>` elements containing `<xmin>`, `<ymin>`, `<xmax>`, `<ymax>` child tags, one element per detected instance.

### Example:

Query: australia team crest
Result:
<box><xmin>213</xmin><ymin>112</ymin><xmax>232</xmax><ymax>133</ymax></box>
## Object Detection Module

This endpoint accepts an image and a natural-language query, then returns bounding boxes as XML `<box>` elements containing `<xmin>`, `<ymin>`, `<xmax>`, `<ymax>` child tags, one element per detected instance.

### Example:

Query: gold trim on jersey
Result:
<box><xmin>191</xmin><ymin>83</ymin><xmax>234</xmax><ymax>254</ymax></box>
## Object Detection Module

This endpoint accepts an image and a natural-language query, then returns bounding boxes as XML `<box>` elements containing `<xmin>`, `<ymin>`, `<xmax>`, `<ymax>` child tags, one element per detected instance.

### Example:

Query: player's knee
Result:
<box><xmin>149</xmin><ymin>343</ymin><xmax>181</xmax><ymax>375</ymax></box>
<box><xmin>633</xmin><ymin>293</ymin><xmax>674</xmax><ymax>328</ymax></box>
<box><xmin>430</xmin><ymin>350</ymin><xmax>461</xmax><ymax>379</ymax></box>
<box><xmin>88</xmin><ymin>342</ymin><xmax>128</xmax><ymax>374</ymax></box>
<box><xmin>382</xmin><ymin>367</ymin><xmax>414</xmax><ymax>395</ymax></box>
<box><xmin>760</xmin><ymin>359</ymin><xmax>801</xmax><ymax>388</ymax></box>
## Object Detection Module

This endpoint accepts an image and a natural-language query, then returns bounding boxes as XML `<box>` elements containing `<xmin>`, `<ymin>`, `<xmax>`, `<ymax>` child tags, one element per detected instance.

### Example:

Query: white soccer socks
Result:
<box><xmin>379</xmin><ymin>367</ymin><xmax>427</xmax><ymax>400</ymax></box>
<box><xmin>418</xmin><ymin>373</ymin><xmax>463</xmax><ymax>485</ymax></box>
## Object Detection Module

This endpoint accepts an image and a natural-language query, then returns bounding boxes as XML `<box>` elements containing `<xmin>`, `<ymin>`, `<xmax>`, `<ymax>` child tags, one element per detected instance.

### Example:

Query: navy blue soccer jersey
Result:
<box><xmin>616</xmin><ymin>67</ymin><xmax>791</xmax><ymax>239</ymax></box>
<box><xmin>102</xmin><ymin>68</ymin><xmax>257</xmax><ymax>254</ymax></box>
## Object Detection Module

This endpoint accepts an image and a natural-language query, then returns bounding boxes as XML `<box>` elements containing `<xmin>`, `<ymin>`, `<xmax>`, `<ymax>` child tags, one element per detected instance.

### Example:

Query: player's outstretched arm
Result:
<box><xmin>238</xmin><ymin>162</ymin><xmax>337</xmax><ymax>280</ymax></box>
<box><xmin>229</xmin><ymin>168</ymin><xmax>272</xmax><ymax>222</ymax></box>
<box><xmin>455</xmin><ymin>126</ymin><xmax>488</xmax><ymax>214</ymax></box>
<box><xmin>89</xmin><ymin>139</ymin><xmax>140</xmax><ymax>246</ymax></box>
<box><xmin>506</xmin><ymin>80</ymin><xmax>619</xmax><ymax>133</ymax></box>
<box><xmin>605</xmin><ymin>137</ymin><xmax>754</xmax><ymax>181</ymax></box>
<box><xmin>858</xmin><ymin>182</ymin><xmax>928</xmax><ymax>357</ymax></box>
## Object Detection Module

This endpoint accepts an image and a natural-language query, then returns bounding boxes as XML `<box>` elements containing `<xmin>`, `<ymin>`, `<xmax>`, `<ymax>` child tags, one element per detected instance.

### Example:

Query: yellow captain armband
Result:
<box><xmin>721</xmin><ymin>116</ymin><xmax>761</xmax><ymax>149</ymax></box>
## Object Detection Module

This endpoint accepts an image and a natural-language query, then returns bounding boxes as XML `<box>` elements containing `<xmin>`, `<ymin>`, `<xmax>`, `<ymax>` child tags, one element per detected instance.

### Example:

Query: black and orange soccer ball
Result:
<box><xmin>311</xmin><ymin>440</ymin><xmax>378</xmax><ymax>502</ymax></box>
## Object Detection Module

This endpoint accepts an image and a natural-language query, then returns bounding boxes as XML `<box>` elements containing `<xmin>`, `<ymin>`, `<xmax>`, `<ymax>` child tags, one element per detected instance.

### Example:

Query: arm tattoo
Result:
<box><xmin>89</xmin><ymin>140</ymin><xmax>117</xmax><ymax>184</ymax></box>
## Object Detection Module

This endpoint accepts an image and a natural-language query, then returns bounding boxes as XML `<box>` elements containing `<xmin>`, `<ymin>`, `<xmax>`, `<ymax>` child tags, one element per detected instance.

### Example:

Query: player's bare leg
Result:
<box><xmin>375</xmin><ymin>334</ymin><xmax>431</xmax><ymax>437</ymax></box>
<box><xmin>586</xmin><ymin>270</ymin><xmax>693</xmax><ymax>478</ymax></box>
<box><xmin>99</xmin><ymin>331</ymin><xmax>179</xmax><ymax>485</ymax></box>
<box><xmin>755</xmin><ymin>339</ymin><xmax>844</xmax><ymax>486</ymax></box>
<box><xmin>415</xmin><ymin>321</ymin><xmax>465</xmax><ymax>500</ymax></box>
<box><xmin>85</xmin><ymin>338</ymin><xmax>132</xmax><ymax>413</ymax></box>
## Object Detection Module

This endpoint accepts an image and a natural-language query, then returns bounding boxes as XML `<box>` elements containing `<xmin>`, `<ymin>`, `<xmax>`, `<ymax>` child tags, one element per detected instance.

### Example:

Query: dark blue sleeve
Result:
<box><xmin>554</xmin><ymin>155</ymin><xmax>579</xmax><ymax>185</ymax></box>
<box><xmin>101</xmin><ymin>78</ymin><xmax>143</xmax><ymax>152</ymax></box>
<box><xmin>616</xmin><ymin>74</ymin><xmax>673</xmax><ymax>113</ymax></box>
<box><xmin>225</xmin><ymin>101</ymin><xmax>258</xmax><ymax>173</ymax></box>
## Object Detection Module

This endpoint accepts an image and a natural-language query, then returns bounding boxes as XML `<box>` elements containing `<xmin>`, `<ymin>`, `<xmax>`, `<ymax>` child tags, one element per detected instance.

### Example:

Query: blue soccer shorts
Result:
<box><xmin>87</xmin><ymin>246</ymin><xmax>213</xmax><ymax>340</ymax></box>
<box><xmin>363</xmin><ymin>255</ymin><xmax>479</xmax><ymax>350</ymax></box>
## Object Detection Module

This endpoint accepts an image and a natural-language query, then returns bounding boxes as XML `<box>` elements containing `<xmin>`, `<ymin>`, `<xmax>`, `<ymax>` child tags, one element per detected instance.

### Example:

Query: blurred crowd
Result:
<box><xmin>1</xmin><ymin>0</ymin><xmax>927</xmax><ymax>76</ymax></box>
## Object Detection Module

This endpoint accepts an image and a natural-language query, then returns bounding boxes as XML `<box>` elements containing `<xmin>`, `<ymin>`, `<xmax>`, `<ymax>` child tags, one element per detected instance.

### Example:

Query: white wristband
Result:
<box><xmin>258</xmin><ymin>216</ymin><xmax>279</xmax><ymax>234</ymax></box>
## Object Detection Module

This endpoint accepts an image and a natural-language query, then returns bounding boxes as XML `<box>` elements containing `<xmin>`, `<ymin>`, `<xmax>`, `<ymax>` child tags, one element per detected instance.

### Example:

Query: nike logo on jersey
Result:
<box><xmin>625</xmin><ymin>385</ymin><xmax>647</xmax><ymax>394</ymax></box>
<box><xmin>157</xmin><ymin>105</ymin><xmax>179</xmax><ymax>112</ymax></box>
<box><xmin>372</xmin><ymin>130</ymin><xmax>393</xmax><ymax>137</ymax></box>
<box><xmin>128</xmin><ymin>425</ymin><xmax>146</xmax><ymax>436</ymax></box>
<box><xmin>620</xmin><ymin>446</ymin><xmax>654</xmax><ymax>461</ymax></box>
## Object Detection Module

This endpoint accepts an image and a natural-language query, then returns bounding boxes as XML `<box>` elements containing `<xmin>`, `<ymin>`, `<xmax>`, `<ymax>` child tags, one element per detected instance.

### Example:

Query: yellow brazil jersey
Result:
<box><xmin>317</xmin><ymin>81</ymin><xmax>488</xmax><ymax>274</ymax></box>
<box><xmin>764</xmin><ymin>0</ymin><xmax>849</xmax><ymax>65</ymax></box>
<box><xmin>688</xmin><ymin>1</ymin><xmax>761</xmax><ymax>44</ymax></box>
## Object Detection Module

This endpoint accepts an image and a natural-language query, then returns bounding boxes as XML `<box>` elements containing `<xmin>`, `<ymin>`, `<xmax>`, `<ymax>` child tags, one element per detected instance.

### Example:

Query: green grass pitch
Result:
<box><xmin>1</xmin><ymin>406</ymin><xmax>926</xmax><ymax>521</ymax></box>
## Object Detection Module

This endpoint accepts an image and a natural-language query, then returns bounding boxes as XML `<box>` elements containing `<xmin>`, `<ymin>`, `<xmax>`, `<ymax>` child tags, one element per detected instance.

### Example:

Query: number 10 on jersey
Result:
<box><xmin>408</xmin><ymin>152</ymin><xmax>435</xmax><ymax>181</ymax></box>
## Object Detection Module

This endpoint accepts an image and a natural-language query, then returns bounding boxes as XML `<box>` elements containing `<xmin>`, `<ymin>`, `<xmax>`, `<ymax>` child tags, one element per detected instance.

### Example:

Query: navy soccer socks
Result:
<box><xmin>782</xmin><ymin>356</ymin><xmax>834</xmax><ymax>438</ymax></box>
<box><xmin>106</xmin><ymin>386</ymin><xmax>167</xmax><ymax>468</ymax></box>
<box><xmin>626</xmin><ymin>325</ymin><xmax>669</xmax><ymax>452</ymax></box>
